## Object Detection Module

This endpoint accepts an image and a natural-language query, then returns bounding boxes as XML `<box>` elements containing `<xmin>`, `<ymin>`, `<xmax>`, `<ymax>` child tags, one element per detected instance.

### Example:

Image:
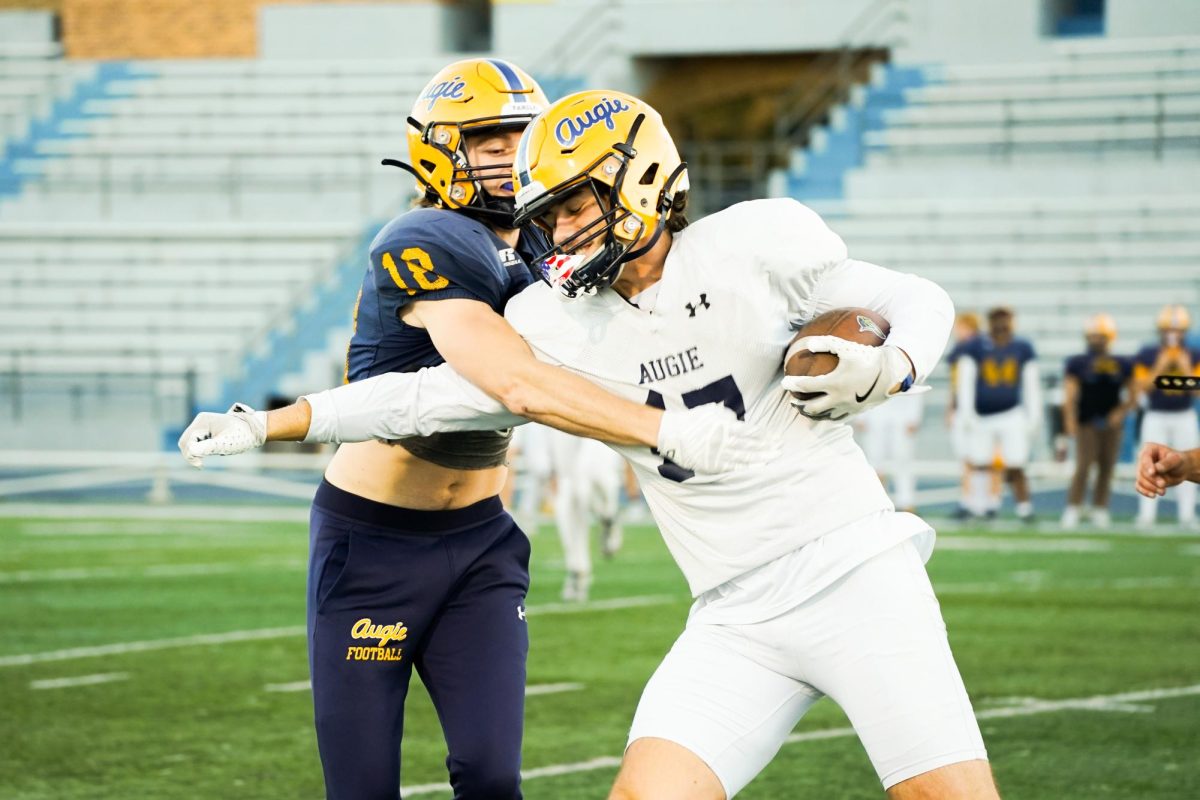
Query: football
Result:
<box><xmin>784</xmin><ymin>307</ymin><xmax>890</xmax><ymax>401</ymax></box>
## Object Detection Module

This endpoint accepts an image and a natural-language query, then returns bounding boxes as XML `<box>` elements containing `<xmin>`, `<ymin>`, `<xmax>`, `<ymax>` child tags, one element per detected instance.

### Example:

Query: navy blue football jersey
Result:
<box><xmin>1064</xmin><ymin>352</ymin><xmax>1131</xmax><ymax>424</ymax></box>
<box><xmin>345</xmin><ymin>208</ymin><xmax>541</xmax><ymax>382</ymax></box>
<box><xmin>963</xmin><ymin>336</ymin><xmax>1037</xmax><ymax>415</ymax></box>
<box><xmin>1133</xmin><ymin>344</ymin><xmax>1200</xmax><ymax>412</ymax></box>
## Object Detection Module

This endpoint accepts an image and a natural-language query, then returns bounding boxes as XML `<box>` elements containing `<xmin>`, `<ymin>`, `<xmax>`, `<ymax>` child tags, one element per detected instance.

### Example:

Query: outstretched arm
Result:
<box><xmin>403</xmin><ymin>298</ymin><xmax>659</xmax><ymax>446</ymax></box>
<box><xmin>179</xmin><ymin>301</ymin><xmax>774</xmax><ymax>472</ymax></box>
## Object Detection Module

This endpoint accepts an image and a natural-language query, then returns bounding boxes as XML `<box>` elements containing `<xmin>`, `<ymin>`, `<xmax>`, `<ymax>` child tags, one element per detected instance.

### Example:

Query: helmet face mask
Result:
<box><xmin>524</xmin><ymin>178</ymin><xmax>648</xmax><ymax>298</ymax></box>
<box><xmin>512</xmin><ymin>91</ymin><xmax>689</xmax><ymax>299</ymax></box>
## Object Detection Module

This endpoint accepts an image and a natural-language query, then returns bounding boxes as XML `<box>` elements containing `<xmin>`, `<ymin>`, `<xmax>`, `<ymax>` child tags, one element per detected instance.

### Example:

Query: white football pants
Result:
<box><xmin>550</xmin><ymin>432</ymin><xmax>622</xmax><ymax>576</ymax></box>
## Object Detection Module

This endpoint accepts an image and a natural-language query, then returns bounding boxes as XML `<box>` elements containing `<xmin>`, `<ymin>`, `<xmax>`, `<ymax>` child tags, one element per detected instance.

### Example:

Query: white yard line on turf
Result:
<box><xmin>936</xmin><ymin>576</ymin><xmax>1199</xmax><ymax>594</ymax></box>
<box><xmin>529</xmin><ymin>595</ymin><xmax>676</xmax><ymax>615</ymax></box>
<box><xmin>30</xmin><ymin>672</ymin><xmax>129</xmax><ymax>690</ymax></box>
<box><xmin>170</xmin><ymin>469</ymin><xmax>319</xmax><ymax>501</ymax></box>
<box><xmin>402</xmin><ymin>756</ymin><xmax>623</xmax><ymax>795</ymax></box>
<box><xmin>0</xmin><ymin>626</ymin><xmax>307</xmax><ymax>668</ymax></box>
<box><xmin>263</xmin><ymin>680</ymin><xmax>585</xmax><ymax>696</ymax></box>
<box><xmin>0</xmin><ymin>503</ymin><xmax>311</xmax><ymax>523</ymax></box>
<box><xmin>0</xmin><ymin>469</ymin><xmax>156</xmax><ymax>498</ymax></box>
<box><xmin>525</xmin><ymin>682</ymin><xmax>584</xmax><ymax>696</ymax></box>
<box><xmin>0</xmin><ymin>596</ymin><xmax>676</xmax><ymax>668</ymax></box>
<box><xmin>400</xmin><ymin>683</ymin><xmax>1200</xmax><ymax>796</ymax></box>
<box><xmin>0</xmin><ymin>559</ymin><xmax>305</xmax><ymax>584</ymax></box>
<box><xmin>265</xmin><ymin>680</ymin><xmax>312</xmax><ymax>693</ymax></box>
<box><xmin>935</xmin><ymin>536</ymin><xmax>1111</xmax><ymax>552</ymax></box>
<box><xmin>18</xmin><ymin>520</ymin><xmax>284</xmax><ymax>537</ymax></box>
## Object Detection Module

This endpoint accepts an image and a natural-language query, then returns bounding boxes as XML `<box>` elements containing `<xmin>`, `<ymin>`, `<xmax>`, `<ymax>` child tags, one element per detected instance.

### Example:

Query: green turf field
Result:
<box><xmin>1</xmin><ymin>513</ymin><xmax>1198</xmax><ymax>799</ymax></box>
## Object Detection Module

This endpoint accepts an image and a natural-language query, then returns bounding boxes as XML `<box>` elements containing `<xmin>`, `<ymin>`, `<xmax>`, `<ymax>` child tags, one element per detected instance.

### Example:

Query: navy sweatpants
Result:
<box><xmin>307</xmin><ymin>480</ymin><xmax>531</xmax><ymax>800</ymax></box>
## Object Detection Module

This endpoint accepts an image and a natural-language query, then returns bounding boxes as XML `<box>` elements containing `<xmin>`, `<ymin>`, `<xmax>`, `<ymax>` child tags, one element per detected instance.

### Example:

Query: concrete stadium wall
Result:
<box><xmin>897</xmin><ymin>0</ymin><xmax>1053</xmax><ymax>65</ymax></box>
<box><xmin>0</xmin><ymin>8</ymin><xmax>54</xmax><ymax>40</ymax></box>
<box><xmin>900</xmin><ymin>0</ymin><xmax>1200</xmax><ymax>65</ymax></box>
<box><xmin>495</xmin><ymin>0</ymin><xmax>1200</xmax><ymax>78</ymax></box>
<box><xmin>260</xmin><ymin>3</ymin><xmax>449</xmax><ymax>59</ymax></box>
<box><xmin>1107</xmin><ymin>0</ymin><xmax>1200</xmax><ymax>38</ymax></box>
<box><xmin>493</xmin><ymin>0</ymin><xmax>886</xmax><ymax>61</ymax></box>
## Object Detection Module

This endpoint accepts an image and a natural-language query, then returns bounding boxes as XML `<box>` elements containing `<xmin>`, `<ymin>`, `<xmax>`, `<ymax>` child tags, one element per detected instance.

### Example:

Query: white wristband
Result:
<box><xmin>301</xmin><ymin>391</ymin><xmax>339</xmax><ymax>444</ymax></box>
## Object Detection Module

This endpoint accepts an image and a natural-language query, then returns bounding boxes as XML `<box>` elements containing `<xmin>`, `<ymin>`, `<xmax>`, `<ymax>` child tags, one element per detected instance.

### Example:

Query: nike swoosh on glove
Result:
<box><xmin>657</xmin><ymin>404</ymin><xmax>781</xmax><ymax>474</ymax></box>
<box><xmin>177</xmin><ymin>403</ymin><xmax>269</xmax><ymax>468</ymax></box>
<box><xmin>781</xmin><ymin>337</ymin><xmax>926</xmax><ymax>422</ymax></box>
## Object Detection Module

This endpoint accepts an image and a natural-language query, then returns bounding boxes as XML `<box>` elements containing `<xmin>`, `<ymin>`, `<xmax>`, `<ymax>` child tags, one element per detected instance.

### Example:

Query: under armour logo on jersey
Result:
<box><xmin>685</xmin><ymin>294</ymin><xmax>710</xmax><ymax>317</ymax></box>
<box><xmin>517</xmin><ymin>605</ymin><xmax>526</xmax><ymax>621</ymax></box>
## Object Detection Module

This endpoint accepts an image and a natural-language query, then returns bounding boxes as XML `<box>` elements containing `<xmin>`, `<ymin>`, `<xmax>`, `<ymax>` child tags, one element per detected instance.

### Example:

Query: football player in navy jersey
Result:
<box><xmin>181</xmin><ymin>62</ymin><xmax>767</xmax><ymax>800</ymax></box>
<box><xmin>1060</xmin><ymin>314</ymin><xmax>1133</xmax><ymax>529</ymax></box>
<box><xmin>1132</xmin><ymin>304</ymin><xmax>1200</xmax><ymax>530</ymax></box>
<box><xmin>954</xmin><ymin>307</ymin><xmax>1041</xmax><ymax>521</ymax></box>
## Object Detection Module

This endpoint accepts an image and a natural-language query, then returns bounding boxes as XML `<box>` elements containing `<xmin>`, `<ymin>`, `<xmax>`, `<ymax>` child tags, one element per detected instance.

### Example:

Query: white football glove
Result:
<box><xmin>657</xmin><ymin>404</ymin><xmax>779</xmax><ymax>474</ymax></box>
<box><xmin>177</xmin><ymin>403</ymin><xmax>269</xmax><ymax>468</ymax></box>
<box><xmin>781</xmin><ymin>337</ymin><xmax>927</xmax><ymax>422</ymax></box>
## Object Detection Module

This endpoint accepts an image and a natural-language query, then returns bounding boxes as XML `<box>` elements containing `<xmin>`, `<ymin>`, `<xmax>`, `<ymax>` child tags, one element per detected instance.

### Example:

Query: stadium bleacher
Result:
<box><xmin>789</xmin><ymin>36</ymin><xmax>1200</xmax><ymax>389</ymax></box>
<box><xmin>0</xmin><ymin>51</ymin><xmax>445</xmax><ymax>447</ymax></box>
<box><xmin>1</xmin><ymin>58</ymin><xmax>455</xmax><ymax>223</ymax></box>
<box><xmin>3</xmin><ymin>26</ymin><xmax>1198</xmax><ymax>453</ymax></box>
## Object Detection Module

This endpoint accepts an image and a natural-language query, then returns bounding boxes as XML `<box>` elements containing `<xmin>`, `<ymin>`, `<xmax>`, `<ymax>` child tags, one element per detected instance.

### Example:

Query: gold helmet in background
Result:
<box><xmin>1084</xmin><ymin>313</ymin><xmax>1117</xmax><ymax>343</ymax></box>
<box><xmin>1156</xmin><ymin>304</ymin><xmax>1191</xmax><ymax>332</ymax></box>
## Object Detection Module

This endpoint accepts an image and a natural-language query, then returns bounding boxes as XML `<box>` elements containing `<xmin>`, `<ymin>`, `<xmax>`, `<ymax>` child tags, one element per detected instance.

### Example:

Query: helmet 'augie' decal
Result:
<box><xmin>554</xmin><ymin>97</ymin><xmax>632</xmax><ymax>147</ymax></box>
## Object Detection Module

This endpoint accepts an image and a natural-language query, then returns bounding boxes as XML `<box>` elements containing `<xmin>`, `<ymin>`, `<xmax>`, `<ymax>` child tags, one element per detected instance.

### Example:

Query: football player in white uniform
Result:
<box><xmin>508</xmin><ymin>422</ymin><xmax>556</xmax><ymax>533</ymax></box>
<box><xmin>856</xmin><ymin>393</ymin><xmax>925</xmax><ymax>512</ymax></box>
<box><xmin>182</xmin><ymin>92</ymin><xmax>998</xmax><ymax>799</ymax></box>
<box><xmin>549</xmin><ymin>428</ymin><xmax>626</xmax><ymax>601</ymax></box>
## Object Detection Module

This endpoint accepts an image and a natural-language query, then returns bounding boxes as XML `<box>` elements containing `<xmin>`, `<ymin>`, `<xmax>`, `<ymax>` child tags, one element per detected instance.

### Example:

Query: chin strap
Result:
<box><xmin>382</xmin><ymin>157</ymin><xmax>437</xmax><ymax>201</ymax></box>
<box><xmin>381</xmin><ymin>159</ymin><xmax>518</xmax><ymax>228</ymax></box>
<box><xmin>620</xmin><ymin>161</ymin><xmax>689</xmax><ymax>264</ymax></box>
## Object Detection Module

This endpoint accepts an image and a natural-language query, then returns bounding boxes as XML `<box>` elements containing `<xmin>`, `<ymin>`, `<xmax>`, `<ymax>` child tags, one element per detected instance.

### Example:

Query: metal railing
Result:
<box><xmin>0</xmin><ymin>356</ymin><xmax>198</xmax><ymax>428</ymax></box>
<box><xmin>772</xmin><ymin>0</ymin><xmax>908</xmax><ymax>147</ymax></box>
<box><xmin>7</xmin><ymin>150</ymin><xmax>406</xmax><ymax>220</ymax></box>
<box><xmin>532</xmin><ymin>0</ymin><xmax>620</xmax><ymax>84</ymax></box>
<box><xmin>676</xmin><ymin>0</ymin><xmax>909</xmax><ymax>214</ymax></box>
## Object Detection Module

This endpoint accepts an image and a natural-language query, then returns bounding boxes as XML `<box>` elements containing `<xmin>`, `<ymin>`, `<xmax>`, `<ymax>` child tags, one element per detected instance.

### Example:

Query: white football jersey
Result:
<box><xmin>505</xmin><ymin>199</ymin><xmax>904</xmax><ymax>595</ymax></box>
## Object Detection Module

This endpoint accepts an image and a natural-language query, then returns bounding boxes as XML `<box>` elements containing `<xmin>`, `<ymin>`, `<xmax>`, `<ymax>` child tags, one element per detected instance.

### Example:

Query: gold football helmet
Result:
<box><xmin>512</xmin><ymin>90</ymin><xmax>689</xmax><ymax>297</ymax></box>
<box><xmin>384</xmin><ymin>58</ymin><xmax>547</xmax><ymax>227</ymax></box>
<box><xmin>1156</xmin><ymin>304</ymin><xmax>1191</xmax><ymax>331</ymax></box>
<box><xmin>1084</xmin><ymin>313</ymin><xmax>1117</xmax><ymax>342</ymax></box>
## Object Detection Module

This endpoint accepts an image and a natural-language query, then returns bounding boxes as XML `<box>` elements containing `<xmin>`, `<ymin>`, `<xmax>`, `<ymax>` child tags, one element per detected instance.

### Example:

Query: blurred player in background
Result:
<box><xmin>945</xmin><ymin>311</ymin><xmax>989</xmax><ymax>517</ymax></box>
<box><xmin>1133</xmin><ymin>304</ymin><xmax>1200</xmax><ymax>530</ymax></box>
<box><xmin>1059</xmin><ymin>314</ymin><xmax>1132</xmax><ymax>529</ymax></box>
<box><xmin>188</xmin><ymin>91</ymin><xmax>999</xmax><ymax>799</ymax></box>
<box><xmin>856</xmin><ymin>394</ymin><xmax>923</xmax><ymax>513</ymax></box>
<box><xmin>549</xmin><ymin>429</ymin><xmax>625</xmax><ymax>602</ymax></box>
<box><xmin>507</xmin><ymin>422</ymin><xmax>554</xmax><ymax>534</ymax></box>
<box><xmin>955</xmin><ymin>307</ymin><xmax>1041</xmax><ymax>522</ymax></box>
<box><xmin>182</xmin><ymin>63</ymin><xmax>764</xmax><ymax>800</ymax></box>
